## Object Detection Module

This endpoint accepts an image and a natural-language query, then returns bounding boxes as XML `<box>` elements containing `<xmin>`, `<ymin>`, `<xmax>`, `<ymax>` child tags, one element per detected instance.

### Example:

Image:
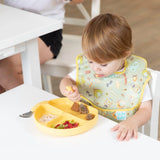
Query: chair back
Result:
<box><xmin>65</xmin><ymin>0</ymin><xmax>100</xmax><ymax>26</ymax></box>
<box><xmin>142</xmin><ymin>68</ymin><xmax>160</xmax><ymax>140</ymax></box>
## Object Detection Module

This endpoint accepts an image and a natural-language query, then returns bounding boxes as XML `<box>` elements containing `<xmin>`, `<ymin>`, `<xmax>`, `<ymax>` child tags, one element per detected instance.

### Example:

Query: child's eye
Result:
<box><xmin>100</xmin><ymin>64</ymin><xmax>108</xmax><ymax>67</ymax></box>
<box><xmin>88</xmin><ymin>60</ymin><xmax>93</xmax><ymax>64</ymax></box>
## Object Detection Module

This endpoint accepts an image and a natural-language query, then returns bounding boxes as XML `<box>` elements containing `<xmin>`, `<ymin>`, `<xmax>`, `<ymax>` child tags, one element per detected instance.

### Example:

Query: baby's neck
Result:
<box><xmin>117</xmin><ymin>60</ymin><xmax>125</xmax><ymax>71</ymax></box>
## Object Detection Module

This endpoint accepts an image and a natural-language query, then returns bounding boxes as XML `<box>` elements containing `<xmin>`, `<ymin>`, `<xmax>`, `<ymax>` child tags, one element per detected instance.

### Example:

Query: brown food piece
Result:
<box><xmin>79</xmin><ymin>103</ymin><xmax>89</xmax><ymax>114</ymax></box>
<box><xmin>86</xmin><ymin>113</ymin><xmax>95</xmax><ymax>120</ymax></box>
<box><xmin>71</xmin><ymin>102</ymin><xmax>79</xmax><ymax>112</ymax></box>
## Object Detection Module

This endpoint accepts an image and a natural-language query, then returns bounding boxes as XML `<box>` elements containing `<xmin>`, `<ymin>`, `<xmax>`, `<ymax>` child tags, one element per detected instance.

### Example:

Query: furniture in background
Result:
<box><xmin>141</xmin><ymin>68</ymin><xmax>160</xmax><ymax>139</ymax></box>
<box><xmin>41</xmin><ymin>0</ymin><xmax>101</xmax><ymax>93</ymax></box>
<box><xmin>0</xmin><ymin>4</ymin><xmax>62</xmax><ymax>89</ymax></box>
<box><xmin>0</xmin><ymin>84</ymin><xmax>160</xmax><ymax>160</ymax></box>
<box><xmin>65</xmin><ymin>0</ymin><xmax>100</xmax><ymax>26</ymax></box>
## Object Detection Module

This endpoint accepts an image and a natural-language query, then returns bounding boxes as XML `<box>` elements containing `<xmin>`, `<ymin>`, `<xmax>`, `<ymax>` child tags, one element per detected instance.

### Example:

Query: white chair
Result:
<box><xmin>65</xmin><ymin>0</ymin><xmax>100</xmax><ymax>26</ymax></box>
<box><xmin>41</xmin><ymin>0</ymin><xmax>101</xmax><ymax>93</ymax></box>
<box><xmin>141</xmin><ymin>68</ymin><xmax>160</xmax><ymax>140</ymax></box>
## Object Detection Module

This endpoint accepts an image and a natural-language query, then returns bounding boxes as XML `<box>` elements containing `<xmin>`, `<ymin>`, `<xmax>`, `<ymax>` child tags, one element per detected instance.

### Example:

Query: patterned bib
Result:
<box><xmin>76</xmin><ymin>55</ymin><xmax>150</xmax><ymax>122</ymax></box>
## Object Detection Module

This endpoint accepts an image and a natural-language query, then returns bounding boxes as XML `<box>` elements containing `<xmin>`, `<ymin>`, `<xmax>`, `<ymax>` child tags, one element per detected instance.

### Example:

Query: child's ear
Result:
<box><xmin>124</xmin><ymin>48</ymin><xmax>132</xmax><ymax>59</ymax></box>
<box><xmin>128</xmin><ymin>45</ymin><xmax>134</xmax><ymax>55</ymax></box>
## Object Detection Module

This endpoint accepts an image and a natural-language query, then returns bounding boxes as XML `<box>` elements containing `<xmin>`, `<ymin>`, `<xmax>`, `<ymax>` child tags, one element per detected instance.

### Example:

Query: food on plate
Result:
<box><xmin>86</xmin><ymin>113</ymin><xmax>95</xmax><ymax>120</ymax></box>
<box><xmin>71</xmin><ymin>102</ymin><xmax>80</xmax><ymax>112</ymax></box>
<box><xmin>51</xmin><ymin>120</ymin><xmax>79</xmax><ymax>129</ymax></box>
<box><xmin>39</xmin><ymin>114</ymin><xmax>57</xmax><ymax>123</ymax></box>
<box><xmin>71</xmin><ymin>102</ymin><xmax>95</xmax><ymax>120</ymax></box>
<box><xmin>79</xmin><ymin>103</ymin><xmax>89</xmax><ymax>114</ymax></box>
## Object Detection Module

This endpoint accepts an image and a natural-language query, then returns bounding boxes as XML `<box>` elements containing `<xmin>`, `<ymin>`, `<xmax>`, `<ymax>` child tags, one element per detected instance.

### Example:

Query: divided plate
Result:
<box><xmin>33</xmin><ymin>97</ymin><xmax>98</xmax><ymax>136</ymax></box>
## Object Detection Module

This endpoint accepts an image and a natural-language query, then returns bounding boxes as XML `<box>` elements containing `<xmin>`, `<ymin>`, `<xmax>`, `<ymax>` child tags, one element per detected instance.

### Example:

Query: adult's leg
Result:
<box><xmin>37</xmin><ymin>38</ymin><xmax>54</xmax><ymax>64</ymax></box>
<box><xmin>0</xmin><ymin>54</ymin><xmax>23</xmax><ymax>90</ymax></box>
<box><xmin>0</xmin><ymin>38</ymin><xmax>54</xmax><ymax>91</ymax></box>
<box><xmin>0</xmin><ymin>85</ymin><xmax>6</xmax><ymax>94</ymax></box>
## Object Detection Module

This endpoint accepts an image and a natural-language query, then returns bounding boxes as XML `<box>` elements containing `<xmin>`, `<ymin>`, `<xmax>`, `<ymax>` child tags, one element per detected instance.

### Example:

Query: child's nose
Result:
<box><xmin>95</xmin><ymin>66</ymin><xmax>101</xmax><ymax>71</ymax></box>
<box><xmin>92</xmin><ymin>63</ymin><xmax>101</xmax><ymax>72</ymax></box>
<box><xmin>97</xmin><ymin>68</ymin><xmax>101</xmax><ymax>71</ymax></box>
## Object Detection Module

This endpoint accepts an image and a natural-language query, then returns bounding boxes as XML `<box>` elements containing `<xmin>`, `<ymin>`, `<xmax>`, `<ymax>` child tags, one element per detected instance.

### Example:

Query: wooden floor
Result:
<box><xmin>64</xmin><ymin>0</ymin><xmax>160</xmax><ymax>70</ymax></box>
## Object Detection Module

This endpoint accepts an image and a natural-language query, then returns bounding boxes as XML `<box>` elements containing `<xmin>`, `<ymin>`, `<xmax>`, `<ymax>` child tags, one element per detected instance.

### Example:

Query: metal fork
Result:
<box><xmin>19</xmin><ymin>111</ymin><xmax>33</xmax><ymax>118</ymax></box>
<box><xmin>19</xmin><ymin>101</ymin><xmax>49</xmax><ymax>118</ymax></box>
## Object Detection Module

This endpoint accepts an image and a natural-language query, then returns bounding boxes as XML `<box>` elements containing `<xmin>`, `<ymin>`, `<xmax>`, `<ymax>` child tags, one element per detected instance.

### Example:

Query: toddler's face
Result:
<box><xmin>87</xmin><ymin>58</ymin><xmax>125</xmax><ymax>77</ymax></box>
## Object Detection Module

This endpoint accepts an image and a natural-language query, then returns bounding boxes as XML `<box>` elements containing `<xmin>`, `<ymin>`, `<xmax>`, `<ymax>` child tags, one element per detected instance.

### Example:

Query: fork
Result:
<box><xmin>19</xmin><ymin>110</ymin><xmax>33</xmax><ymax>118</ymax></box>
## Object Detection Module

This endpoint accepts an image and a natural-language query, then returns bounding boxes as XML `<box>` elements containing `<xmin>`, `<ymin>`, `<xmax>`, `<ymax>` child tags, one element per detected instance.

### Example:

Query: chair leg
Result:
<box><xmin>42</xmin><ymin>74</ymin><xmax>53</xmax><ymax>93</ymax></box>
<box><xmin>91</xmin><ymin>0</ymin><xmax>101</xmax><ymax>18</ymax></box>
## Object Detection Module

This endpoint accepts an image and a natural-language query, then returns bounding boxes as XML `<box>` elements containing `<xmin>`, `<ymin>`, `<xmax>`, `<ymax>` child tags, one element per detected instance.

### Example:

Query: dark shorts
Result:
<box><xmin>39</xmin><ymin>29</ymin><xmax>63</xmax><ymax>59</ymax></box>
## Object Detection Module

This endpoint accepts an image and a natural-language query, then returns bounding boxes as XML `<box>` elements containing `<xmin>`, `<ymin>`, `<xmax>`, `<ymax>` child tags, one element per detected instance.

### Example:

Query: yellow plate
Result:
<box><xmin>33</xmin><ymin>97</ymin><xmax>98</xmax><ymax>136</ymax></box>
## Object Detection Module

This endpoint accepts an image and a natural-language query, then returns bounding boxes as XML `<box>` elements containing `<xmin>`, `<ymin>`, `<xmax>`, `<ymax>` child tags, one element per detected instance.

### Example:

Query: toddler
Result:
<box><xmin>60</xmin><ymin>13</ymin><xmax>152</xmax><ymax>141</ymax></box>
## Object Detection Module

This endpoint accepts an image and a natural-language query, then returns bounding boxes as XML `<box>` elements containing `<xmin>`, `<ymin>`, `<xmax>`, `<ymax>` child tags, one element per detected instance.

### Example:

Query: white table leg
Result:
<box><xmin>21</xmin><ymin>39</ymin><xmax>42</xmax><ymax>89</ymax></box>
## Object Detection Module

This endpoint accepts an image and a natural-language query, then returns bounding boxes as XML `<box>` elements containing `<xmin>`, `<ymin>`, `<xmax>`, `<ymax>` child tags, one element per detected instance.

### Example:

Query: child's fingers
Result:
<box><xmin>68</xmin><ymin>93</ymin><xmax>81</xmax><ymax>101</ymax></box>
<box><xmin>119</xmin><ymin>130</ymin><xmax>128</xmax><ymax>141</ymax></box>
<box><xmin>134</xmin><ymin>129</ymin><xmax>138</xmax><ymax>139</ymax></box>
<box><xmin>69</xmin><ymin>95</ymin><xmax>81</xmax><ymax>101</ymax></box>
<box><xmin>67</xmin><ymin>90</ymin><xmax>79</xmax><ymax>97</ymax></box>
<box><xmin>72</xmin><ymin>86</ymin><xmax>80</xmax><ymax>95</ymax></box>
<box><xmin>72</xmin><ymin>85</ymin><xmax>77</xmax><ymax>91</ymax></box>
<box><xmin>69</xmin><ymin>95</ymin><xmax>81</xmax><ymax>102</ymax></box>
<box><xmin>67</xmin><ymin>90</ymin><xmax>81</xmax><ymax>102</ymax></box>
<box><xmin>73</xmin><ymin>93</ymin><xmax>81</xmax><ymax>100</ymax></box>
<box><xmin>111</xmin><ymin>124</ymin><xmax>119</xmax><ymax>132</ymax></box>
<box><xmin>64</xmin><ymin>87</ymin><xmax>71</xmax><ymax>94</ymax></box>
<box><xmin>124</xmin><ymin>130</ymin><xmax>132</xmax><ymax>141</ymax></box>
<box><xmin>117</xmin><ymin>128</ymin><xmax>127</xmax><ymax>141</ymax></box>
<box><xmin>68</xmin><ymin>90</ymin><xmax>79</xmax><ymax>97</ymax></box>
<box><xmin>65</xmin><ymin>85</ymin><xmax>81</xmax><ymax>102</ymax></box>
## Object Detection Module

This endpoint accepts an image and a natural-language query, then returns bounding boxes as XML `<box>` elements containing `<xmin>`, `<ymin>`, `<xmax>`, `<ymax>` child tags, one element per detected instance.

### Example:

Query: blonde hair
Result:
<box><xmin>82</xmin><ymin>13</ymin><xmax>132</xmax><ymax>63</ymax></box>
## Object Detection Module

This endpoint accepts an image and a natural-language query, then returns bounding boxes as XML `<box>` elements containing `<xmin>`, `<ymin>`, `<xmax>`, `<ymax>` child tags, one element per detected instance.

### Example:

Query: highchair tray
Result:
<box><xmin>32</xmin><ymin>97</ymin><xmax>98</xmax><ymax>136</ymax></box>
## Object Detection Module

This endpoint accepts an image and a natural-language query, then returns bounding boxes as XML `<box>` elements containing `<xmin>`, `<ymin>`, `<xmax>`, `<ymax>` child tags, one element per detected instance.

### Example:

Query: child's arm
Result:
<box><xmin>111</xmin><ymin>100</ymin><xmax>152</xmax><ymax>141</ymax></box>
<box><xmin>60</xmin><ymin>75</ymin><xmax>81</xmax><ymax>102</ymax></box>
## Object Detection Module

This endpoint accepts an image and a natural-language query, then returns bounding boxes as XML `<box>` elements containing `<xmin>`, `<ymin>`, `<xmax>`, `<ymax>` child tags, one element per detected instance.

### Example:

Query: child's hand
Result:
<box><xmin>111</xmin><ymin>118</ymin><xmax>138</xmax><ymax>141</ymax></box>
<box><xmin>64</xmin><ymin>85</ymin><xmax>81</xmax><ymax>102</ymax></box>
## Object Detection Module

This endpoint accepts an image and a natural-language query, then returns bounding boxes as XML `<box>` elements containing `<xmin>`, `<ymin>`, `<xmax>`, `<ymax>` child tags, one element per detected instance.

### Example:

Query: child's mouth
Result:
<box><xmin>95</xmin><ymin>74</ymin><xmax>105</xmax><ymax>77</ymax></box>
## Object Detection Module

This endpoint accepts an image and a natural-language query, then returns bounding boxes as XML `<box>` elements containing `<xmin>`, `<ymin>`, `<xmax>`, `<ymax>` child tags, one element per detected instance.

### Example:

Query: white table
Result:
<box><xmin>0</xmin><ymin>84</ymin><xmax>160</xmax><ymax>160</ymax></box>
<box><xmin>0</xmin><ymin>4</ymin><xmax>62</xmax><ymax>89</ymax></box>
